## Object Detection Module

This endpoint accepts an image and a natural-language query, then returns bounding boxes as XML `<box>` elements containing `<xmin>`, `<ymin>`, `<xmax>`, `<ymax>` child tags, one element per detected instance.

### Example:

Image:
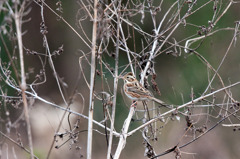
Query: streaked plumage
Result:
<box><xmin>122</xmin><ymin>72</ymin><xmax>164</xmax><ymax>104</ymax></box>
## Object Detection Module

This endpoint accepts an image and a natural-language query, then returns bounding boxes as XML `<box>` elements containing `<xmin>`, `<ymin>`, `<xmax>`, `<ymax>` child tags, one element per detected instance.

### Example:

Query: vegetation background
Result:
<box><xmin>1</xmin><ymin>0</ymin><xmax>240</xmax><ymax>159</ymax></box>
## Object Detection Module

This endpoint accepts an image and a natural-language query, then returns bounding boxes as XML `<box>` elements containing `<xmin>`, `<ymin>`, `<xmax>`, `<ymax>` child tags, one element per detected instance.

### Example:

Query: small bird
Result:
<box><xmin>121</xmin><ymin>72</ymin><xmax>164</xmax><ymax>104</ymax></box>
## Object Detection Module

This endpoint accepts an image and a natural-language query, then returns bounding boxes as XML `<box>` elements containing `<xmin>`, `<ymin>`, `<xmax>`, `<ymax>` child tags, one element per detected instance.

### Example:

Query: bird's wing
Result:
<box><xmin>127</xmin><ymin>83</ymin><xmax>153</xmax><ymax>98</ymax></box>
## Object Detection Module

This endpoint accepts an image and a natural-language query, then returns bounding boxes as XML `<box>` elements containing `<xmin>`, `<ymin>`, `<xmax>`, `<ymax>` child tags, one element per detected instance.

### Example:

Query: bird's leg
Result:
<box><xmin>131</xmin><ymin>100</ymin><xmax>137</xmax><ymax>107</ymax></box>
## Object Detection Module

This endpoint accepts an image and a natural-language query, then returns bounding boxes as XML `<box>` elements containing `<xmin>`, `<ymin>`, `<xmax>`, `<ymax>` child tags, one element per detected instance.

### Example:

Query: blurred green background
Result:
<box><xmin>1</xmin><ymin>0</ymin><xmax>240</xmax><ymax>159</ymax></box>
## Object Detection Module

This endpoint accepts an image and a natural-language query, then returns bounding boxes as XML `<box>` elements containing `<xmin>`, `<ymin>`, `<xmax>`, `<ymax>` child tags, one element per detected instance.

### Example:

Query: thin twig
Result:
<box><xmin>128</xmin><ymin>81</ymin><xmax>240</xmax><ymax>136</ymax></box>
<box><xmin>0</xmin><ymin>131</ymin><xmax>39</xmax><ymax>159</ymax></box>
<box><xmin>87</xmin><ymin>0</ymin><xmax>98</xmax><ymax>158</ymax></box>
<box><xmin>0</xmin><ymin>73</ymin><xmax>120</xmax><ymax>136</ymax></box>
<box><xmin>14</xmin><ymin>1</ymin><xmax>34</xmax><ymax>158</ymax></box>
<box><xmin>113</xmin><ymin>107</ymin><xmax>136</xmax><ymax>159</ymax></box>
<box><xmin>107</xmin><ymin>1</ymin><xmax>121</xmax><ymax>158</ymax></box>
